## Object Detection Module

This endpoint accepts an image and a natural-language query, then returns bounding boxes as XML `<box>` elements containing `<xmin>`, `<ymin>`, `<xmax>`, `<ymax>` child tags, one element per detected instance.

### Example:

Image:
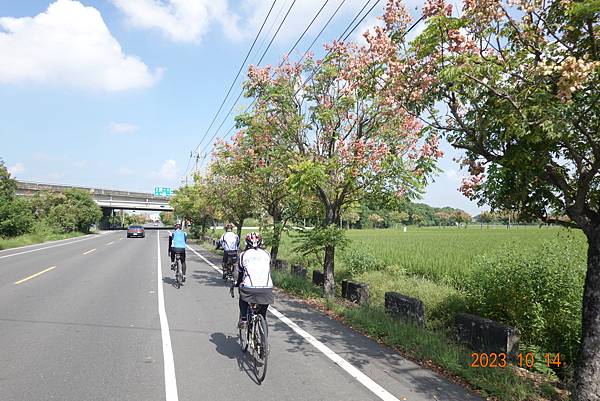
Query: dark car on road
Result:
<box><xmin>127</xmin><ymin>225</ymin><xmax>145</xmax><ymax>238</ymax></box>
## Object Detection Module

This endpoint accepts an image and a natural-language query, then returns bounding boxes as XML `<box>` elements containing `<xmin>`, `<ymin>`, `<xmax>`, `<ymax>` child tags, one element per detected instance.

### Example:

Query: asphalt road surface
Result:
<box><xmin>0</xmin><ymin>230</ymin><xmax>483</xmax><ymax>401</ymax></box>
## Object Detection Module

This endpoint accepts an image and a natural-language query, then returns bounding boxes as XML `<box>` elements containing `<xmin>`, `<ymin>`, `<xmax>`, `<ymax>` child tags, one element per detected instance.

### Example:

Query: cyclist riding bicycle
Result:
<box><xmin>235</xmin><ymin>232</ymin><xmax>273</xmax><ymax>329</ymax></box>
<box><xmin>216</xmin><ymin>223</ymin><xmax>239</xmax><ymax>279</ymax></box>
<box><xmin>168</xmin><ymin>223</ymin><xmax>188</xmax><ymax>282</ymax></box>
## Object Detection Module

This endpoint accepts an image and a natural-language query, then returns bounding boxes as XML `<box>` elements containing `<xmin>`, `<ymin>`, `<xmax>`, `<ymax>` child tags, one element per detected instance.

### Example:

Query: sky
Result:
<box><xmin>0</xmin><ymin>0</ymin><xmax>484</xmax><ymax>215</ymax></box>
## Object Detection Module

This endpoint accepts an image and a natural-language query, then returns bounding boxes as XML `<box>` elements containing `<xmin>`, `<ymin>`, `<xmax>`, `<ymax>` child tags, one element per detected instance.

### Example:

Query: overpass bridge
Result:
<box><xmin>16</xmin><ymin>181</ymin><xmax>174</xmax><ymax>229</ymax></box>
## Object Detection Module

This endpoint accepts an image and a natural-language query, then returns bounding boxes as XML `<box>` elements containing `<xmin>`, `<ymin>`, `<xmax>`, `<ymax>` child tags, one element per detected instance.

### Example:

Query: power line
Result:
<box><xmin>191</xmin><ymin>0</ymin><xmax>278</xmax><ymax>157</ymax></box>
<box><xmin>295</xmin><ymin>0</ymin><xmax>382</xmax><ymax>96</ymax></box>
<box><xmin>195</xmin><ymin>0</ymin><xmax>298</xmax><ymax>161</ymax></box>
<box><xmin>199</xmin><ymin>0</ymin><xmax>385</xmax><ymax>163</ymax></box>
<box><xmin>283</xmin><ymin>0</ymin><xmax>330</xmax><ymax>61</ymax></box>
<box><xmin>299</xmin><ymin>0</ymin><xmax>348</xmax><ymax>63</ymax></box>
<box><xmin>255</xmin><ymin>0</ymin><xmax>297</xmax><ymax>66</ymax></box>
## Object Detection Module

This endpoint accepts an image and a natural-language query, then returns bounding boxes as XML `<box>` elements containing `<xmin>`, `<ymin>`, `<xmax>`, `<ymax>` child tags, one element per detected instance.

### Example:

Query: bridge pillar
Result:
<box><xmin>100</xmin><ymin>208</ymin><xmax>112</xmax><ymax>230</ymax></box>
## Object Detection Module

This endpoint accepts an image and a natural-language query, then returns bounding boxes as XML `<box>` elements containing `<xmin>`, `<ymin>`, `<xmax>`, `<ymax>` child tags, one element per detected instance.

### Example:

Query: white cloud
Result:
<box><xmin>111</xmin><ymin>0</ymin><xmax>385</xmax><ymax>47</ymax></box>
<box><xmin>109</xmin><ymin>122</ymin><xmax>139</xmax><ymax>134</ymax></box>
<box><xmin>112</xmin><ymin>0</ymin><xmax>232</xmax><ymax>43</ymax></box>
<box><xmin>0</xmin><ymin>0</ymin><xmax>162</xmax><ymax>91</ymax></box>
<box><xmin>352</xmin><ymin>16</ymin><xmax>383</xmax><ymax>45</ymax></box>
<box><xmin>8</xmin><ymin>163</ymin><xmax>24</xmax><ymax>176</ymax></box>
<box><xmin>157</xmin><ymin>159</ymin><xmax>178</xmax><ymax>180</ymax></box>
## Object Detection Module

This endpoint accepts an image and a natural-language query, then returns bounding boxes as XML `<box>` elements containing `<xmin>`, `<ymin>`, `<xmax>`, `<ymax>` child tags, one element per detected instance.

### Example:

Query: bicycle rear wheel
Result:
<box><xmin>175</xmin><ymin>260</ymin><xmax>182</xmax><ymax>288</ymax></box>
<box><xmin>253</xmin><ymin>314</ymin><xmax>269</xmax><ymax>383</ymax></box>
<box><xmin>239</xmin><ymin>320</ymin><xmax>249</xmax><ymax>353</ymax></box>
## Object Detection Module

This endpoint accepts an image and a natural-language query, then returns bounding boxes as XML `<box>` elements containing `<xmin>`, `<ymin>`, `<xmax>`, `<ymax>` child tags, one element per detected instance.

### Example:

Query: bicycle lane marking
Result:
<box><xmin>156</xmin><ymin>231</ymin><xmax>179</xmax><ymax>401</ymax></box>
<box><xmin>0</xmin><ymin>233</ymin><xmax>116</xmax><ymax>260</ymax></box>
<box><xmin>186</xmin><ymin>244</ymin><xmax>402</xmax><ymax>401</ymax></box>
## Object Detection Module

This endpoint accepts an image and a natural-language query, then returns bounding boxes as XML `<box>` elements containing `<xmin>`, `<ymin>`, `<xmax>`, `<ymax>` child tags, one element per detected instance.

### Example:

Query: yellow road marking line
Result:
<box><xmin>106</xmin><ymin>241</ymin><xmax>114</xmax><ymax>246</ymax></box>
<box><xmin>14</xmin><ymin>266</ymin><xmax>56</xmax><ymax>284</ymax></box>
<box><xmin>83</xmin><ymin>248</ymin><xmax>96</xmax><ymax>255</ymax></box>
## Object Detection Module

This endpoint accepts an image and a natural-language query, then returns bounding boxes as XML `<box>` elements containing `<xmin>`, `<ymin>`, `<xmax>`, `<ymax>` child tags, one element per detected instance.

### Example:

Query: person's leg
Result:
<box><xmin>181</xmin><ymin>250</ymin><xmax>187</xmax><ymax>276</ymax></box>
<box><xmin>258</xmin><ymin>304</ymin><xmax>268</xmax><ymax>320</ymax></box>
<box><xmin>239</xmin><ymin>298</ymin><xmax>249</xmax><ymax>322</ymax></box>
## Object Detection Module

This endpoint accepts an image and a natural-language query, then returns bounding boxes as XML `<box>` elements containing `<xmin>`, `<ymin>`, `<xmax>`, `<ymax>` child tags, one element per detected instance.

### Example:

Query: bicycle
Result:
<box><xmin>223</xmin><ymin>253</ymin><xmax>237</xmax><ymax>298</ymax></box>
<box><xmin>239</xmin><ymin>303</ymin><xmax>269</xmax><ymax>383</ymax></box>
<box><xmin>173</xmin><ymin>252</ymin><xmax>183</xmax><ymax>289</ymax></box>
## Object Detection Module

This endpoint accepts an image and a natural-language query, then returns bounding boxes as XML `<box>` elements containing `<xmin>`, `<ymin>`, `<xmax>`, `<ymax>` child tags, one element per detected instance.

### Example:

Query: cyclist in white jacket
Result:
<box><xmin>235</xmin><ymin>232</ymin><xmax>273</xmax><ymax>328</ymax></box>
<box><xmin>216</xmin><ymin>223</ymin><xmax>239</xmax><ymax>279</ymax></box>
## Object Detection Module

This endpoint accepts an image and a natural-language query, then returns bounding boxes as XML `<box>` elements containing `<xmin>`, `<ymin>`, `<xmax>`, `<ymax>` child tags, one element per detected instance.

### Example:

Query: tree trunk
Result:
<box><xmin>324</xmin><ymin>244</ymin><xmax>335</xmax><ymax>301</ymax></box>
<box><xmin>270</xmin><ymin>214</ymin><xmax>283</xmax><ymax>268</ymax></box>
<box><xmin>236</xmin><ymin>218</ymin><xmax>245</xmax><ymax>239</ymax></box>
<box><xmin>322</xmin><ymin>206</ymin><xmax>339</xmax><ymax>302</ymax></box>
<box><xmin>574</xmin><ymin>227</ymin><xmax>600</xmax><ymax>401</ymax></box>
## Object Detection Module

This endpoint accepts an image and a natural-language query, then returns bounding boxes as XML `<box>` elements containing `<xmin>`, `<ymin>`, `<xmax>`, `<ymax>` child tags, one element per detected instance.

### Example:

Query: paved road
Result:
<box><xmin>0</xmin><ymin>230</ymin><xmax>482</xmax><ymax>401</ymax></box>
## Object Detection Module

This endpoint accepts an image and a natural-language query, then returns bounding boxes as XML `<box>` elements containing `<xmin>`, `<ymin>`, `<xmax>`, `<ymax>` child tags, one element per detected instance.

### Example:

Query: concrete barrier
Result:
<box><xmin>312</xmin><ymin>270</ymin><xmax>324</xmax><ymax>286</ymax></box>
<box><xmin>342</xmin><ymin>280</ymin><xmax>370</xmax><ymax>304</ymax></box>
<box><xmin>384</xmin><ymin>292</ymin><xmax>425</xmax><ymax>326</ymax></box>
<box><xmin>454</xmin><ymin>313</ymin><xmax>520</xmax><ymax>355</ymax></box>
<box><xmin>274</xmin><ymin>259</ymin><xmax>288</xmax><ymax>271</ymax></box>
<box><xmin>291</xmin><ymin>264</ymin><xmax>307</xmax><ymax>279</ymax></box>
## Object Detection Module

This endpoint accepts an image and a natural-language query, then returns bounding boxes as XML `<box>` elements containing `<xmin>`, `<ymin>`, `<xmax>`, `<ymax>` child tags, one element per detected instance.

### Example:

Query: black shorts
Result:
<box><xmin>171</xmin><ymin>247</ymin><xmax>186</xmax><ymax>261</ymax></box>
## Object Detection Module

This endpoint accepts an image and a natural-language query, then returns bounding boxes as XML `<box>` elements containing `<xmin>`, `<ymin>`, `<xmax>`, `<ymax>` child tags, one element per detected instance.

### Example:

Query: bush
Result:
<box><xmin>0</xmin><ymin>197</ymin><xmax>34</xmax><ymax>237</ymax></box>
<box><xmin>341</xmin><ymin>246</ymin><xmax>386</xmax><ymax>277</ymax></box>
<box><xmin>464</xmin><ymin>235</ymin><xmax>586</xmax><ymax>366</ymax></box>
<box><xmin>354</xmin><ymin>268</ymin><xmax>467</xmax><ymax>329</ymax></box>
<box><xmin>46</xmin><ymin>189</ymin><xmax>101</xmax><ymax>233</ymax></box>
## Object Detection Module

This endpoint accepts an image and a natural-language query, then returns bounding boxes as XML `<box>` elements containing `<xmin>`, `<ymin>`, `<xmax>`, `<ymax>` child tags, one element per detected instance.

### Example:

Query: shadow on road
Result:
<box><xmin>162</xmin><ymin>276</ymin><xmax>182</xmax><ymax>288</ymax></box>
<box><xmin>191</xmin><ymin>270</ymin><xmax>228</xmax><ymax>288</ymax></box>
<box><xmin>209</xmin><ymin>332</ymin><xmax>260</xmax><ymax>385</ymax></box>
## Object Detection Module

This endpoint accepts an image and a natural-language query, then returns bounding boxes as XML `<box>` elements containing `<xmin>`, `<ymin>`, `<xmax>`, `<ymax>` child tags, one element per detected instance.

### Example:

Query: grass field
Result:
<box><xmin>204</xmin><ymin>225</ymin><xmax>586</xmax><ymax>400</ymax></box>
<box><xmin>209</xmin><ymin>225</ymin><xmax>587</xmax><ymax>281</ymax></box>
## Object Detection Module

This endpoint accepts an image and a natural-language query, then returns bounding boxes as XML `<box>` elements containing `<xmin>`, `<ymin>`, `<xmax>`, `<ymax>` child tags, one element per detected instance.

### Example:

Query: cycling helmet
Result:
<box><xmin>245</xmin><ymin>232</ymin><xmax>262</xmax><ymax>249</ymax></box>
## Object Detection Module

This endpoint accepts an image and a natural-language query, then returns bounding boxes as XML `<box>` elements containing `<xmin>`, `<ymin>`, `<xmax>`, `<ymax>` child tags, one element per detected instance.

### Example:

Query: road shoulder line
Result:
<box><xmin>186</xmin><ymin>243</ymin><xmax>401</xmax><ymax>401</ymax></box>
<box><xmin>156</xmin><ymin>231</ymin><xmax>179</xmax><ymax>401</ymax></box>
<box><xmin>0</xmin><ymin>232</ymin><xmax>116</xmax><ymax>260</ymax></box>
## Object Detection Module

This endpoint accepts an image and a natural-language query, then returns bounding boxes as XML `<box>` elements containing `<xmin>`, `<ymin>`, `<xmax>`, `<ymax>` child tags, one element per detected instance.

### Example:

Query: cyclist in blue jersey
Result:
<box><xmin>168</xmin><ymin>223</ymin><xmax>188</xmax><ymax>282</ymax></box>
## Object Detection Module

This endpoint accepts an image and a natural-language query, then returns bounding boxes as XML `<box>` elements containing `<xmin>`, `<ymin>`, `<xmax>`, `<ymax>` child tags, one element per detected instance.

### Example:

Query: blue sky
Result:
<box><xmin>0</xmin><ymin>0</ymin><xmax>483</xmax><ymax>215</ymax></box>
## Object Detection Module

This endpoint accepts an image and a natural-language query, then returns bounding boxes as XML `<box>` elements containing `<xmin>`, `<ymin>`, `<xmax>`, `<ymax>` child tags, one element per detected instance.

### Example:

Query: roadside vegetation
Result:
<box><xmin>0</xmin><ymin>159</ymin><xmax>101</xmax><ymax>250</ymax></box>
<box><xmin>173</xmin><ymin>0</ymin><xmax>598</xmax><ymax>399</ymax></box>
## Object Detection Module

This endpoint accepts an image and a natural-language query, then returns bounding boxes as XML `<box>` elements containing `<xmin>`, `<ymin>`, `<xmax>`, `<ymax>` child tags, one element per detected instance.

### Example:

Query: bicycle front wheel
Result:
<box><xmin>253</xmin><ymin>314</ymin><xmax>269</xmax><ymax>383</ymax></box>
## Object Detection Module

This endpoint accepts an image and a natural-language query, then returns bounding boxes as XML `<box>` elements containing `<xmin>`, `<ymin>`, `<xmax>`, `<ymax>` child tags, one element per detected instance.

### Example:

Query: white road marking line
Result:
<box><xmin>157</xmin><ymin>231</ymin><xmax>179</xmax><ymax>401</ymax></box>
<box><xmin>14</xmin><ymin>266</ymin><xmax>56</xmax><ymax>285</ymax></box>
<box><xmin>119</xmin><ymin>238</ymin><xmax>124</xmax><ymax>241</ymax></box>
<box><xmin>83</xmin><ymin>248</ymin><xmax>96</xmax><ymax>255</ymax></box>
<box><xmin>0</xmin><ymin>233</ymin><xmax>113</xmax><ymax>259</ymax></box>
<box><xmin>106</xmin><ymin>241</ymin><xmax>114</xmax><ymax>246</ymax></box>
<box><xmin>185</xmin><ymin>244</ymin><xmax>401</xmax><ymax>401</ymax></box>
<box><xmin>0</xmin><ymin>234</ymin><xmax>94</xmax><ymax>253</ymax></box>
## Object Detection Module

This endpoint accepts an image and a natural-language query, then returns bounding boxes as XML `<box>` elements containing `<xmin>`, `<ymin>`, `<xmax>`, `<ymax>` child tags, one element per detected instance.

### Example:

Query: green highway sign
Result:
<box><xmin>154</xmin><ymin>187</ymin><xmax>172</xmax><ymax>197</ymax></box>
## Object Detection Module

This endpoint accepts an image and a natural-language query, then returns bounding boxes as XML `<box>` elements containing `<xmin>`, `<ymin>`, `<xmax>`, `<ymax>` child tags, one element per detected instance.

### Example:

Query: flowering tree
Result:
<box><xmin>274</xmin><ymin>25</ymin><xmax>444</xmax><ymax>299</ymax></box>
<box><xmin>382</xmin><ymin>0</ymin><xmax>599</xmax><ymax>398</ymax></box>
<box><xmin>170</xmin><ymin>175</ymin><xmax>216</xmax><ymax>235</ymax></box>
<box><xmin>213</xmin><ymin>61</ymin><xmax>307</xmax><ymax>265</ymax></box>
<box><xmin>207</xmin><ymin>160</ymin><xmax>255</xmax><ymax>239</ymax></box>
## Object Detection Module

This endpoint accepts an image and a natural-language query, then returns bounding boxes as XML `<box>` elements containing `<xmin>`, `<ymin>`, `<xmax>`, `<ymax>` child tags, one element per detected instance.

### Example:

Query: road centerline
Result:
<box><xmin>156</xmin><ymin>231</ymin><xmax>179</xmax><ymax>401</ymax></box>
<box><xmin>14</xmin><ymin>266</ymin><xmax>57</xmax><ymax>285</ymax></box>
<box><xmin>106</xmin><ymin>241</ymin><xmax>114</xmax><ymax>246</ymax></box>
<box><xmin>83</xmin><ymin>248</ymin><xmax>96</xmax><ymax>255</ymax></box>
<box><xmin>185</xmin><ymin>243</ymin><xmax>402</xmax><ymax>401</ymax></box>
